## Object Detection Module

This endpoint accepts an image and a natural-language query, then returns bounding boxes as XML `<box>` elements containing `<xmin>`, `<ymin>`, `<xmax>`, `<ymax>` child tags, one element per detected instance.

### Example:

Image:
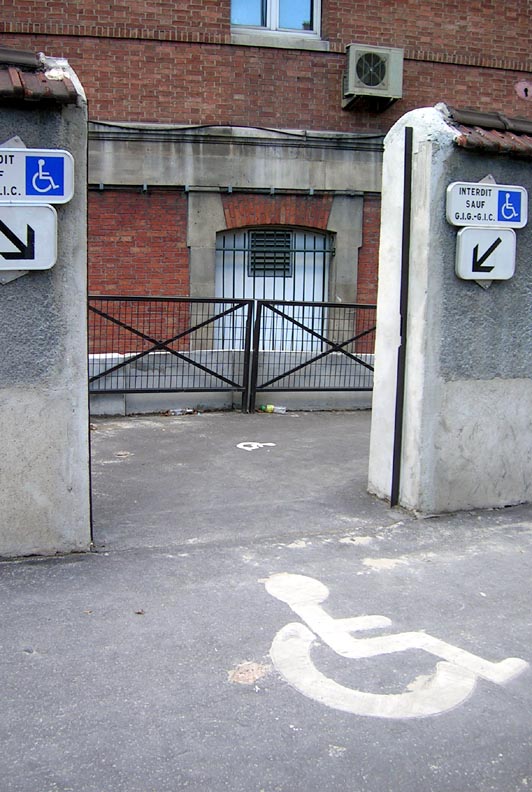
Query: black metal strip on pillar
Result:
<box><xmin>390</xmin><ymin>126</ymin><xmax>413</xmax><ymax>507</ymax></box>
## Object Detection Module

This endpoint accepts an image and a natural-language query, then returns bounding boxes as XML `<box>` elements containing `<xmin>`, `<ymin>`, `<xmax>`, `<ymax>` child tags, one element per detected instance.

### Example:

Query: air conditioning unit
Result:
<box><xmin>342</xmin><ymin>44</ymin><xmax>404</xmax><ymax>109</ymax></box>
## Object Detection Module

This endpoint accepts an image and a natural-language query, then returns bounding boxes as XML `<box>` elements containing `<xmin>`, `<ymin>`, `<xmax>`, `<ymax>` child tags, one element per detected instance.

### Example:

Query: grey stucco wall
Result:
<box><xmin>440</xmin><ymin>155</ymin><xmax>532</xmax><ymax>381</ymax></box>
<box><xmin>0</xmin><ymin>99</ymin><xmax>90</xmax><ymax>556</ymax></box>
<box><xmin>89</xmin><ymin>124</ymin><xmax>383</xmax><ymax>193</ymax></box>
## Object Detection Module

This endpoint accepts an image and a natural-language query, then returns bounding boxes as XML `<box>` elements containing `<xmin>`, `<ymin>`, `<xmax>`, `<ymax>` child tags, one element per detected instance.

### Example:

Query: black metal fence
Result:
<box><xmin>88</xmin><ymin>296</ymin><xmax>376</xmax><ymax>411</ymax></box>
<box><xmin>88</xmin><ymin>296</ymin><xmax>254</xmax><ymax>408</ymax></box>
<box><xmin>249</xmin><ymin>300</ymin><xmax>376</xmax><ymax>410</ymax></box>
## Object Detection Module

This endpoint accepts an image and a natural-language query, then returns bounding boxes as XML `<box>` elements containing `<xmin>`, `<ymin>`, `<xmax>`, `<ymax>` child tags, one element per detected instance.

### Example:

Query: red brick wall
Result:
<box><xmin>2</xmin><ymin>0</ymin><xmax>232</xmax><ymax>40</ymax></box>
<box><xmin>0</xmin><ymin>33</ymin><xmax>529</xmax><ymax>130</ymax></box>
<box><xmin>221</xmin><ymin>194</ymin><xmax>334</xmax><ymax>230</ymax></box>
<box><xmin>323</xmin><ymin>1</ymin><xmax>531</xmax><ymax>64</ymax></box>
<box><xmin>357</xmin><ymin>195</ymin><xmax>381</xmax><ymax>304</ymax></box>
<box><xmin>4</xmin><ymin>0</ymin><xmax>530</xmax><ymax>65</ymax></box>
<box><xmin>89</xmin><ymin>192</ymin><xmax>336</xmax><ymax>296</ymax></box>
<box><xmin>88</xmin><ymin>190</ymin><xmax>188</xmax><ymax>296</ymax></box>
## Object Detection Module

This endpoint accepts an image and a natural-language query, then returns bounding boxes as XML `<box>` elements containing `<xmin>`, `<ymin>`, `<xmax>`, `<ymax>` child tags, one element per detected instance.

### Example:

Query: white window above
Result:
<box><xmin>231</xmin><ymin>0</ymin><xmax>326</xmax><ymax>49</ymax></box>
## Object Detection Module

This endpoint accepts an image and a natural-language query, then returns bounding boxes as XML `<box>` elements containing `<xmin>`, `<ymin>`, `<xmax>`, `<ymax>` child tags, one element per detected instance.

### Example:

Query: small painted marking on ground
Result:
<box><xmin>237</xmin><ymin>441</ymin><xmax>276</xmax><ymax>452</ymax></box>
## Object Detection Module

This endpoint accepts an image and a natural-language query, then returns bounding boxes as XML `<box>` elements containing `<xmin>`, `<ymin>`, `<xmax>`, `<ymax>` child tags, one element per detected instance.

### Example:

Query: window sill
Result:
<box><xmin>231</xmin><ymin>28</ymin><xmax>329</xmax><ymax>51</ymax></box>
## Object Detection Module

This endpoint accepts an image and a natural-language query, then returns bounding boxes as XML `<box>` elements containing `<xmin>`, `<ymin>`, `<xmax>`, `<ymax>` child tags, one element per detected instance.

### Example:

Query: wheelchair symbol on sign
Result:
<box><xmin>498</xmin><ymin>191</ymin><xmax>520</xmax><ymax>221</ymax></box>
<box><xmin>25</xmin><ymin>156</ymin><xmax>65</xmax><ymax>197</ymax></box>
<box><xmin>31</xmin><ymin>159</ymin><xmax>59</xmax><ymax>193</ymax></box>
<box><xmin>265</xmin><ymin>573</ymin><xmax>528</xmax><ymax>719</ymax></box>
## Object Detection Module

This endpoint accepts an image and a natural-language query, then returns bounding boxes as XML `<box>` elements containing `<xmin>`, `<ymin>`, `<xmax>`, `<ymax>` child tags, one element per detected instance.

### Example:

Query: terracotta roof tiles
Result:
<box><xmin>0</xmin><ymin>47</ymin><xmax>79</xmax><ymax>105</ymax></box>
<box><xmin>446</xmin><ymin>106</ymin><xmax>532</xmax><ymax>159</ymax></box>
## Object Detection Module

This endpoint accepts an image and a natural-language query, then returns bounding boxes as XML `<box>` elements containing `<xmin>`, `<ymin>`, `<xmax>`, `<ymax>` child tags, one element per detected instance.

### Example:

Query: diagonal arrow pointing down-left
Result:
<box><xmin>472</xmin><ymin>236</ymin><xmax>502</xmax><ymax>273</ymax></box>
<box><xmin>0</xmin><ymin>219</ymin><xmax>35</xmax><ymax>259</ymax></box>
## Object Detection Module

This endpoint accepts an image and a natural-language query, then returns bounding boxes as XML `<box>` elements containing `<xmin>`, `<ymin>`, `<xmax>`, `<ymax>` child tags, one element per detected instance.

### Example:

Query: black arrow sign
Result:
<box><xmin>472</xmin><ymin>236</ymin><xmax>502</xmax><ymax>273</ymax></box>
<box><xmin>0</xmin><ymin>218</ymin><xmax>35</xmax><ymax>260</ymax></box>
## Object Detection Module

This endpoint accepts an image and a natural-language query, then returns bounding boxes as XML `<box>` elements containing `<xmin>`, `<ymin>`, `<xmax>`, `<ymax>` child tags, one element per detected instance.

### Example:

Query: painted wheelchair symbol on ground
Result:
<box><xmin>237</xmin><ymin>441</ymin><xmax>276</xmax><ymax>452</ymax></box>
<box><xmin>265</xmin><ymin>573</ymin><xmax>528</xmax><ymax>719</ymax></box>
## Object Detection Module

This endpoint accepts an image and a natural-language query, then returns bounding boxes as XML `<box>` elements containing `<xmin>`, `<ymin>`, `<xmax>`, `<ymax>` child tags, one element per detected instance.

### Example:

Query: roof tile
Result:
<box><xmin>0</xmin><ymin>47</ymin><xmax>78</xmax><ymax>105</ymax></box>
<box><xmin>447</xmin><ymin>106</ymin><xmax>532</xmax><ymax>159</ymax></box>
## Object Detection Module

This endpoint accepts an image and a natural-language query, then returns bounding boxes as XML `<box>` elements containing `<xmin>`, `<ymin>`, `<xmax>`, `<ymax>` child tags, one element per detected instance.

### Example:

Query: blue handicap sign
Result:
<box><xmin>25</xmin><ymin>156</ymin><xmax>65</xmax><ymax>197</ymax></box>
<box><xmin>497</xmin><ymin>190</ymin><xmax>522</xmax><ymax>223</ymax></box>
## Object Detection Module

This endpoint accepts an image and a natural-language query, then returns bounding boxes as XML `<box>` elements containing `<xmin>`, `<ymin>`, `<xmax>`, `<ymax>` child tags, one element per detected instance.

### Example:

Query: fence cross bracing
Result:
<box><xmin>88</xmin><ymin>296</ymin><xmax>254</xmax><ymax>408</ymax></box>
<box><xmin>249</xmin><ymin>300</ymin><xmax>376</xmax><ymax>410</ymax></box>
<box><xmin>88</xmin><ymin>296</ymin><xmax>376</xmax><ymax>412</ymax></box>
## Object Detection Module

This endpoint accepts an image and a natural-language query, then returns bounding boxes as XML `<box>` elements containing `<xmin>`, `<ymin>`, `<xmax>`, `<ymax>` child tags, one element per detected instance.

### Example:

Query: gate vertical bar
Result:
<box><xmin>242</xmin><ymin>299</ymin><xmax>254</xmax><ymax>413</ymax></box>
<box><xmin>248</xmin><ymin>299</ymin><xmax>263</xmax><ymax>412</ymax></box>
<box><xmin>390</xmin><ymin>126</ymin><xmax>414</xmax><ymax>507</ymax></box>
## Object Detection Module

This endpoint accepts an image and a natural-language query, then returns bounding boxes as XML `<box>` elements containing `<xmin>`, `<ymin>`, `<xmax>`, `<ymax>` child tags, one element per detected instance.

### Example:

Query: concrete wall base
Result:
<box><xmin>90</xmin><ymin>391</ymin><xmax>372</xmax><ymax>415</ymax></box>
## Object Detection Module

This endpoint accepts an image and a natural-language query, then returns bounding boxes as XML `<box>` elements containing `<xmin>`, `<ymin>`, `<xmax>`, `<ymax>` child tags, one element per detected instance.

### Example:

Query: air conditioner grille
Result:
<box><xmin>356</xmin><ymin>52</ymin><xmax>387</xmax><ymax>88</ymax></box>
<box><xmin>343</xmin><ymin>43</ymin><xmax>404</xmax><ymax>105</ymax></box>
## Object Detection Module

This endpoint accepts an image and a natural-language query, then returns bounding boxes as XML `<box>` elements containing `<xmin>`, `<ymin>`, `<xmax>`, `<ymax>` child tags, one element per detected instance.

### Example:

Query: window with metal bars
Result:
<box><xmin>216</xmin><ymin>226</ymin><xmax>332</xmax><ymax>350</ymax></box>
<box><xmin>216</xmin><ymin>227</ymin><xmax>332</xmax><ymax>303</ymax></box>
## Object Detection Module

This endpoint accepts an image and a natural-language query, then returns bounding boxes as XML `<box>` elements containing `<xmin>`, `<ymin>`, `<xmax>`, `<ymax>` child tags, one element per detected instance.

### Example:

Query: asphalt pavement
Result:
<box><xmin>1</xmin><ymin>410</ymin><xmax>532</xmax><ymax>792</ymax></box>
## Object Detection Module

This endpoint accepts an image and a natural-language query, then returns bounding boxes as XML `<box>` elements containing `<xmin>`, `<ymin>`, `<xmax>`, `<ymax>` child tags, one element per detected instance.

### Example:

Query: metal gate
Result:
<box><xmin>249</xmin><ymin>300</ymin><xmax>376</xmax><ymax>410</ymax></box>
<box><xmin>88</xmin><ymin>296</ymin><xmax>254</xmax><ymax>409</ymax></box>
<box><xmin>88</xmin><ymin>296</ymin><xmax>376</xmax><ymax>411</ymax></box>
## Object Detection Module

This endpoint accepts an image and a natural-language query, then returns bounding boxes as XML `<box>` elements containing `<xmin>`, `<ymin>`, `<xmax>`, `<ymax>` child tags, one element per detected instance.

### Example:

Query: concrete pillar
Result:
<box><xmin>369</xmin><ymin>106</ymin><xmax>532</xmax><ymax>513</ymax></box>
<box><xmin>0</xmin><ymin>56</ymin><xmax>90</xmax><ymax>556</ymax></box>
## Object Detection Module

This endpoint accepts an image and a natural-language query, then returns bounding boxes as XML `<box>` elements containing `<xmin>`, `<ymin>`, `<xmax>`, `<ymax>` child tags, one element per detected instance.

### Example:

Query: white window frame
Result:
<box><xmin>231</xmin><ymin>0</ymin><xmax>321</xmax><ymax>39</ymax></box>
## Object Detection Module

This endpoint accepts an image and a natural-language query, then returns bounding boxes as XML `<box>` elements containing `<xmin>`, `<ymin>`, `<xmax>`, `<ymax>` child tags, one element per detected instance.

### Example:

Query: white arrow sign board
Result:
<box><xmin>456</xmin><ymin>227</ymin><xmax>516</xmax><ymax>281</ymax></box>
<box><xmin>447</xmin><ymin>182</ymin><xmax>528</xmax><ymax>228</ymax></box>
<box><xmin>0</xmin><ymin>204</ymin><xmax>57</xmax><ymax>270</ymax></box>
<box><xmin>0</xmin><ymin>148</ymin><xmax>74</xmax><ymax>204</ymax></box>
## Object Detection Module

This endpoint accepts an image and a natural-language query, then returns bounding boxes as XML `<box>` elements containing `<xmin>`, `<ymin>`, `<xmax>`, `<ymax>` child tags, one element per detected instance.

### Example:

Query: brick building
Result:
<box><xmin>1</xmin><ymin>1</ymin><xmax>531</xmax><ymax>306</ymax></box>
